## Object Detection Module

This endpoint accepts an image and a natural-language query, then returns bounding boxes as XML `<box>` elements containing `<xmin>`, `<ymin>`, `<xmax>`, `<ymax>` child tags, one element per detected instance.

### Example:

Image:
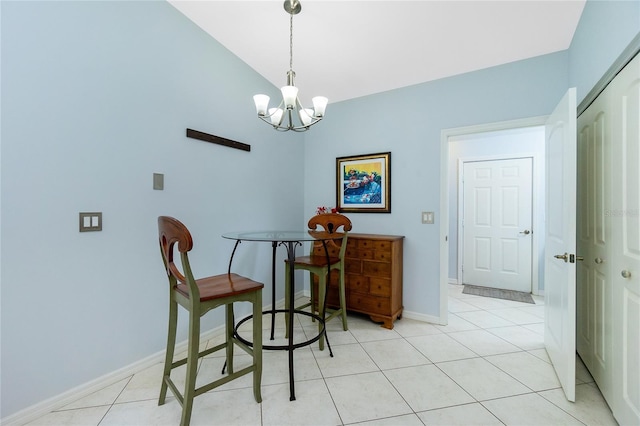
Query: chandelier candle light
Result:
<box><xmin>253</xmin><ymin>0</ymin><xmax>328</xmax><ymax>132</ymax></box>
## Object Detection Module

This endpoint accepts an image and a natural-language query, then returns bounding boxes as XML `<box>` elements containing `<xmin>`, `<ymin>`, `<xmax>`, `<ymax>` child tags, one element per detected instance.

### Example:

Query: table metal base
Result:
<box><xmin>222</xmin><ymin>234</ymin><xmax>336</xmax><ymax>401</ymax></box>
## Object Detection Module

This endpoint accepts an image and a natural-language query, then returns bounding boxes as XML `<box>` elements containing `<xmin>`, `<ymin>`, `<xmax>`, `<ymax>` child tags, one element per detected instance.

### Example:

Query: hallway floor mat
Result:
<box><xmin>462</xmin><ymin>284</ymin><xmax>535</xmax><ymax>304</ymax></box>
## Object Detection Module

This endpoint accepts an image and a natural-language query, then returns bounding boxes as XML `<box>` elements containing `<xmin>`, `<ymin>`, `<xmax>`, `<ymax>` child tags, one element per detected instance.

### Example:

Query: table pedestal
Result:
<box><xmin>228</xmin><ymin>237</ymin><xmax>333</xmax><ymax>401</ymax></box>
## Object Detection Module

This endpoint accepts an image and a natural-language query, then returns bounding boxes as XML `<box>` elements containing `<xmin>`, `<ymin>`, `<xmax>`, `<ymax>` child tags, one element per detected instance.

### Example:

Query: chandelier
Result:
<box><xmin>253</xmin><ymin>0</ymin><xmax>328</xmax><ymax>132</ymax></box>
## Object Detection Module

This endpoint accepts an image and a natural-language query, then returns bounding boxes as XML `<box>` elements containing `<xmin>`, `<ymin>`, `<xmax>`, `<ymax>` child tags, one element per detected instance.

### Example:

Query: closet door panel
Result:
<box><xmin>610</xmin><ymin>54</ymin><xmax>640</xmax><ymax>425</ymax></box>
<box><xmin>577</xmin><ymin>95</ymin><xmax>612</xmax><ymax>400</ymax></box>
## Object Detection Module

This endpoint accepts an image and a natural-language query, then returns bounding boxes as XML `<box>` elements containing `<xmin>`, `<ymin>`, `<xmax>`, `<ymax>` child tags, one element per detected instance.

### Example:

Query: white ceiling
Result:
<box><xmin>168</xmin><ymin>1</ymin><xmax>586</xmax><ymax>105</ymax></box>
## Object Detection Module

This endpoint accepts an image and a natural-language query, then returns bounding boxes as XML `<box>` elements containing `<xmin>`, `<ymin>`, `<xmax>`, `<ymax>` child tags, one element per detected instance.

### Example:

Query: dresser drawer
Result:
<box><xmin>346</xmin><ymin>274</ymin><xmax>369</xmax><ymax>293</ymax></box>
<box><xmin>373</xmin><ymin>250</ymin><xmax>392</xmax><ymax>262</ymax></box>
<box><xmin>371</xmin><ymin>240</ymin><xmax>391</xmax><ymax>252</ymax></box>
<box><xmin>356</xmin><ymin>239</ymin><xmax>376</xmax><ymax>250</ymax></box>
<box><xmin>369</xmin><ymin>277</ymin><xmax>391</xmax><ymax>297</ymax></box>
<box><xmin>345</xmin><ymin>246</ymin><xmax>357</xmax><ymax>258</ymax></box>
<box><xmin>363</xmin><ymin>260</ymin><xmax>391</xmax><ymax>278</ymax></box>
<box><xmin>346</xmin><ymin>245</ymin><xmax>374</xmax><ymax>261</ymax></box>
<box><xmin>345</xmin><ymin>259</ymin><xmax>362</xmax><ymax>274</ymax></box>
<box><xmin>349</xmin><ymin>293</ymin><xmax>391</xmax><ymax>316</ymax></box>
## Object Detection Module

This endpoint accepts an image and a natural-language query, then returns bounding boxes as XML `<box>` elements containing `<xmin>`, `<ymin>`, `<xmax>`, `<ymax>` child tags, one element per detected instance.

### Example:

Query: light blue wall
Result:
<box><xmin>303</xmin><ymin>51</ymin><xmax>569</xmax><ymax>317</ymax></box>
<box><xmin>1</xmin><ymin>0</ymin><xmax>304</xmax><ymax>417</ymax></box>
<box><xmin>303</xmin><ymin>0</ymin><xmax>640</xmax><ymax>323</ymax></box>
<box><xmin>569</xmin><ymin>0</ymin><xmax>640</xmax><ymax>103</ymax></box>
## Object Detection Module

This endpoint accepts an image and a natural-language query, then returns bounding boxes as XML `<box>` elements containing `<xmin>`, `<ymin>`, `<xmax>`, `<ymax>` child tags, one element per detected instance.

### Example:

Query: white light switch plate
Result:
<box><xmin>79</xmin><ymin>212</ymin><xmax>102</xmax><ymax>232</ymax></box>
<box><xmin>422</xmin><ymin>211</ymin><xmax>435</xmax><ymax>224</ymax></box>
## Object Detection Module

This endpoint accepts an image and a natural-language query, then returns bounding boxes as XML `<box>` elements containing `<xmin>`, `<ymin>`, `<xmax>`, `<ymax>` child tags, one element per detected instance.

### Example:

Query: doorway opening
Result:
<box><xmin>439</xmin><ymin>117</ymin><xmax>546</xmax><ymax>325</ymax></box>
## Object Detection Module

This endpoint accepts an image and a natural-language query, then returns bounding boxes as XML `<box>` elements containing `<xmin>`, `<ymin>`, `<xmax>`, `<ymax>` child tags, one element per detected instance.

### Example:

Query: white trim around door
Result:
<box><xmin>439</xmin><ymin>116</ymin><xmax>547</xmax><ymax>325</ymax></box>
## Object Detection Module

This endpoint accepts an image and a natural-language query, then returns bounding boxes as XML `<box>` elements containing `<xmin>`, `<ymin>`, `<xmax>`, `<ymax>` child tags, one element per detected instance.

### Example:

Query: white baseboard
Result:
<box><xmin>401</xmin><ymin>309</ymin><xmax>442</xmax><ymax>325</ymax></box>
<box><xmin>448</xmin><ymin>278</ymin><xmax>460</xmax><ymax>285</ymax></box>
<box><xmin>0</xmin><ymin>292</ymin><xmax>306</xmax><ymax>426</ymax></box>
<box><xmin>1</xmin><ymin>324</ymin><xmax>227</xmax><ymax>426</ymax></box>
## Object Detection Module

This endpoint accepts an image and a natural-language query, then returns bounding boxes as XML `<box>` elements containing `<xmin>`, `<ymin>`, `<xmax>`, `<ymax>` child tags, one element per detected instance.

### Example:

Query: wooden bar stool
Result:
<box><xmin>157</xmin><ymin>216</ymin><xmax>263</xmax><ymax>426</ymax></box>
<box><xmin>285</xmin><ymin>213</ymin><xmax>351</xmax><ymax>350</ymax></box>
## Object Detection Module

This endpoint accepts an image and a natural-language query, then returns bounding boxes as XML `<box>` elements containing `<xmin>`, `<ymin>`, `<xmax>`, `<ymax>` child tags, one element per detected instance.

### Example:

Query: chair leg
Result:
<box><xmin>252</xmin><ymin>290</ymin><xmax>263</xmax><ymax>403</ymax></box>
<box><xmin>225</xmin><ymin>303</ymin><xmax>235</xmax><ymax>374</ymax></box>
<box><xmin>159</xmin><ymin>300</ymin><xmax>178</xmax><ymax>406</ymax></box>
<box><xmin>284</xmin><ymin>265</ymin><xmax>291</xmax><ymax>338</ymax></box>
<box><xmin>317</xmin><ymin>274</ymin><xmax>327</xmax><ymax>351</ymax></box>
<box><xmin>309</xmin><ymin>271</ymin><xmax>317</xmax><ymax>322</ymax></box>
<box><xmin>181</xmin><ymin>310</ymin><xmax>200</xmax><ymax>426</ymax></box>
<box><xmin>339</xmin><ymin>267</ymin><xmax>348</xmax><ymax>331</ymax></box>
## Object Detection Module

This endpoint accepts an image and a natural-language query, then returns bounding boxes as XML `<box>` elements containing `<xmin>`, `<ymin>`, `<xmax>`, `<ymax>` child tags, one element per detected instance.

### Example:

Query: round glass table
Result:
<box><xmin>222</xmin><ymin>230</ymin><xmax>343</xmax><ymax>401</ymax></box>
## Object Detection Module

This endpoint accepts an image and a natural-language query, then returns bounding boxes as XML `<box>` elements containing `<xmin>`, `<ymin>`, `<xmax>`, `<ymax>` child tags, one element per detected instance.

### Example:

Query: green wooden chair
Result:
<box><xmin>285</xmin><ymin>213</ymin><xmax>352</xmax><ymax>350</ymax></box>
<box><xmin>157</xmin><ymin>216</ymin><xmax>263</xmax><ymax>426</ymax></box>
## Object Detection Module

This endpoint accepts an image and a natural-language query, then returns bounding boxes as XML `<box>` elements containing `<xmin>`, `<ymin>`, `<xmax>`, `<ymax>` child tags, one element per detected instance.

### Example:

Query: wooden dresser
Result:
<box><xmin>313</xmin><ymin>233</ymin><xmax>404</xmax><ymax>329</ymax></box>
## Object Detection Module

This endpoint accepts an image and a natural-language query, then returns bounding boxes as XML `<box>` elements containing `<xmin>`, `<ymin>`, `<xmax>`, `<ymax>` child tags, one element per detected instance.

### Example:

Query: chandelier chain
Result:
<box><xmin>289</xmin><ymin>12</ymin><xmax>294</xmax><ymax>71</ymax></box>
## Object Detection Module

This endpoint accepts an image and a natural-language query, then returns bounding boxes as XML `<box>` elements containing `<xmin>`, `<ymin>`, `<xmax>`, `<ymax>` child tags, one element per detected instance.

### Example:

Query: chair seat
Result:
<box><xmin>175</xmin><ymin>273</ymin><xmax>264</xmax><ymax>302</ymax></box>
<box><xmin>287</xmin><ymin>255</ymin><xmax>340</xmax><ymax>268</ymax></box>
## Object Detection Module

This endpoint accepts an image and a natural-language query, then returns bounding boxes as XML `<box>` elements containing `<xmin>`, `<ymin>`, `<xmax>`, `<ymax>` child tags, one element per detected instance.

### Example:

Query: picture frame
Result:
<box><xmin>336</xmin><ymin>152</ymin><xmax>391</xmax><ymax>213</ymax></box>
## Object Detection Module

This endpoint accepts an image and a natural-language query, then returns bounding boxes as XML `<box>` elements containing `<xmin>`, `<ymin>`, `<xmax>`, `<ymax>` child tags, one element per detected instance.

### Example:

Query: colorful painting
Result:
<box><xmin>336</xmin><ymin>152</ymin><xmax>391</xmax><ymax>213</ymax></box>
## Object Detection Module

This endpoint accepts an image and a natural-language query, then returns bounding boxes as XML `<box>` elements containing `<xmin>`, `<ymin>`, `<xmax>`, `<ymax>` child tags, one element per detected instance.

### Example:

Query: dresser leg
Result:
<box><xmin>369</xmin><ymin>315</ymin><xmax>393</xmax><ymax>329</ymax></box>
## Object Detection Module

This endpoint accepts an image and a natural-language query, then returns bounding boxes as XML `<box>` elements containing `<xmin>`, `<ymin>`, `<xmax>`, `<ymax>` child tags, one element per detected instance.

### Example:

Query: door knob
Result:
<box><xmin>621</xmin><ymin>270</ymin><xmax>632</xmax><ymax>279</ymax></box>
<box><xmin>595</xmin><ymin>257</ymin><xmax>604</xmax><ymax>264</ymax></box>
<box><xmin>519</xmin><ymin>230</ymin><xmax>531</xmax><ymax>235</ymax></box>
<box><xmin>554</xmin><ymin>253</ymin><xmax>569</xmax><ymax>262</ymax></box>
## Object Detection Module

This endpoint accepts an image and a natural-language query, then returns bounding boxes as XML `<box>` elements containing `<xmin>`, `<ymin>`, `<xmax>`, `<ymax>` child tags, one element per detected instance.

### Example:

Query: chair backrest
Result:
<box><xmin>158</xmin><ymin>216</ymin><xmax>197</xmax><ymax>293</ymax></box>
<box><xmin>307</xmin><ymin>213</ymin><xmax>352</xmax><ymax>259</ymax></box>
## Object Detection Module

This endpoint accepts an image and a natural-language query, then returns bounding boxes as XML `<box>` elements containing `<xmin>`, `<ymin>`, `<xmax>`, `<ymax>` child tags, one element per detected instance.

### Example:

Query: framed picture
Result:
<box><xmin>336</xmin><ymin>152</ymin><xmax>391</xmax><ymax>213</ymax></box>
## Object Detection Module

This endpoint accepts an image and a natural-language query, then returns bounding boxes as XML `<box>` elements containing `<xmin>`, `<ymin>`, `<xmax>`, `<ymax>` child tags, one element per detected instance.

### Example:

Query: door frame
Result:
<box><xmin>457</xmin><ymin>154</ymin><xmax>537</xmax><ymax>293</ymax></box>
<box><xmin>439</xmin><ymin>116</ymin><xmax>547</xmax><ymax>325</ymax></box>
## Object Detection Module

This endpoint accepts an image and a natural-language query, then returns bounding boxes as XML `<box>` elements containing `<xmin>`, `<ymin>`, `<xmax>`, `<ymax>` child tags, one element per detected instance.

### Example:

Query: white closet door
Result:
<box><xmin>609</xmin><ymin>53</ymin><xmax>640</xmax><ymax>426</ymax></box>
<box><xmin>576</xmin><ymin>85</ymin><xmax>613</xmax><ymax>404</ymax></box>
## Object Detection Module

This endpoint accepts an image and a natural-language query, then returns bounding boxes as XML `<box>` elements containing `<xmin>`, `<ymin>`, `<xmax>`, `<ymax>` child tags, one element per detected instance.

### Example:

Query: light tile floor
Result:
<box><xmin>25</xmin><ymin>285</ymin><xmax>618</xmax><ymax>425</ymax></box>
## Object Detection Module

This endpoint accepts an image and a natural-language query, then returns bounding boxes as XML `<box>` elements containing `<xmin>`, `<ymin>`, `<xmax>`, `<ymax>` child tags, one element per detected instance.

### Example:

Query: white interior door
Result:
<box><xmin>544</xmin><ymin>87</ymin><xmax>577</xmax><ymax>402</ymax></box>
<box><xmin>462</xmin><ymin>158</ymin><xmax>533</xmax><ymax>292</ymax></box>
<box><xmin>576</xmin><ymin>86</ymin><xmax>613</xmax><ymax>404</ymax></box>
<box><xmin>609</xmin><ymin>53</ymin><xmax>640</xmax><ymax>425</ymax></box>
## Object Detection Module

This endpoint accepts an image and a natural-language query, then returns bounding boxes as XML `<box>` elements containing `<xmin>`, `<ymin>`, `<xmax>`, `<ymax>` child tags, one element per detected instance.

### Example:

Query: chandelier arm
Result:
<box><xmin>294</xmin><ymin>97</ymin><xmax>320</xmax><ymax>122</ymax></box>
<box><xmin>257</xmin><ymin>115</ymin><xmax>275</xmax><ymax>126</ymax></box>
<box><xmin>272</xmin><ymin>119</ymin><xmax>323</xmax><ymax>132</ymax></box>
<box><xmin>264</xmin><ymin>108</ymin><xmax>322</xmax><ymax>132</ymax></box>
<box><xmin>261</xmin><ymin>99</ymin><xmax>285</xmax><ymax>118</ymax></box>
<box><xmin>288</xmin><ymin>116</ymin><xmax>323</xmax><ymax>131</ymax></box>
<box><xmin>253</xmin><ymin>0</ymin><xmax>326</xmax><ymax>133</ymax></box>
